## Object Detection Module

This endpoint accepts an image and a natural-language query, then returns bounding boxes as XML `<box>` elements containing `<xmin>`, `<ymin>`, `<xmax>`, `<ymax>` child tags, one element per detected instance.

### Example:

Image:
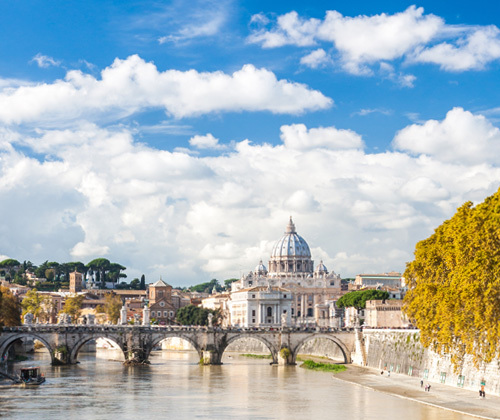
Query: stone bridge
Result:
<box><xmin>0</xmin><ymin>325</ymin><xmax>359</xmax><ymax>366</ymax></box>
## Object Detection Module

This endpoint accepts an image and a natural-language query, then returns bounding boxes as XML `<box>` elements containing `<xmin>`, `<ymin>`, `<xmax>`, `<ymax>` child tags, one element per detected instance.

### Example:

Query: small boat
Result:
<box><xmin>17</xmin><ymin>366</ymin><xmax>45</xmax><ymax>386</ymax></box>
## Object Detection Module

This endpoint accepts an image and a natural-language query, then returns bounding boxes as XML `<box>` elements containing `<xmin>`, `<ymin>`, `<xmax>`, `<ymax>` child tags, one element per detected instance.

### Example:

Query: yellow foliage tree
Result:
<box><xmin>404</xmin><ymin>187</ymin><xmax>500</xmax><ymax>367</ymax></box>
<box><xmin>103</xmin><ymin>292</ymin><xmax>122</xmax><ymax>324</ymax></box>
<box><xmin>0</xmin><ymin>286</ymin><xmax>21</xmax><ymax>326</ymax></box>
<box><xmin>62</xmin><ymin>294</ymin><xmax>84</xmax><ymax>323</ymax></box>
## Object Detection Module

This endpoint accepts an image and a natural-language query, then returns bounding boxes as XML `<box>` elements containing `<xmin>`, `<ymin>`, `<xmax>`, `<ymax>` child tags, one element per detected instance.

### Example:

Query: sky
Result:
<box><xmin>1</xmin><ymin>0</ymin><xmax>500</xmax><ymax>286</ymax></box>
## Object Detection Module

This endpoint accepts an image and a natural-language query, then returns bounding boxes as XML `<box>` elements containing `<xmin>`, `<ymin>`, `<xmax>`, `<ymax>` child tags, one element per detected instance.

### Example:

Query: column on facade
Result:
<box><xmin>301</xmin><ymin>294</ymin><xmax>306</xmax><ymax>319</ymax></box>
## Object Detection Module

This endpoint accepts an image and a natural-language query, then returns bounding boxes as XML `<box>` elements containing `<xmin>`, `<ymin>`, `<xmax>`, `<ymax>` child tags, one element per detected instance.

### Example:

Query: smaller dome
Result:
<box><xmin>254</xmin><ymin>260</ymin><xmax>268</xmax><ymax>275</ymax></box>
<box><xmin>315</xmin><ymin>260</ymin><xmax>328</xmax><ymax>274</ymax></box>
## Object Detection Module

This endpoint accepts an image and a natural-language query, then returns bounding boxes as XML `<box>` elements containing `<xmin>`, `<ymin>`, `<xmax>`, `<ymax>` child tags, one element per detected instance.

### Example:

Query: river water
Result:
<box><xmin>0</xmin><ymin>350</ymin><xmax>476</xmax><ymax>420</ymax></box>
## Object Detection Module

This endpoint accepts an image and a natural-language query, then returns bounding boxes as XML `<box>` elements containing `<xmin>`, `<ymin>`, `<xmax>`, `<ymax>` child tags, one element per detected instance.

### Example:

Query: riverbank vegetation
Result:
<box><xmin>404</xmin><ymin>187</ymin><xmax>500</xmax><ymax>367</ymax></box>
<box><xmin>240</xmin><ymin>353</ymin><xmax>272</xmax><ymax>359</ymax></box>
<box><xmin>299</xmin><ymin>359</ymin><xmax>347</xmax><ymax>373</ymax></box>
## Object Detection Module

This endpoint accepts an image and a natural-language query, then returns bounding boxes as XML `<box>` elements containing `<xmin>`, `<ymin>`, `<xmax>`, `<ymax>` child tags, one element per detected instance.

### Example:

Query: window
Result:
<box><xmin>163</xmin><ymin>311</ymin><xmax>168</xmax><ymax>317</ymax></box>
<box><xmin>267</xmin><ymin>307</ymin><xmax>272</xmax><ymax>317</ymax></box>
<box><xmin>423</xmin><ymin>369</ymin><xmax>429</xmax><ymax>379</ymax></box>
<box><xmin>252</xmin><ymin>319</ymin><xmax>255</xmax><ymax>323</ymax></box>
<box><xmin>457</xmin><ymin>375</ymin><xmax>465</xmax><ymax>388</ymax></box>
<box><xmin>169</xmin><ymin>311</ymin><xmax>174</xmax><ymax>317</ymax></box>
<box><xmin>160</xmin><ymin>302</ymin><xmax>165</xmax><ymax>307</ymax></box>
<box><xmin>408</xmin><ymin>366</ymin><xmax>413</xmax><ymax>376</ymax></box>
<box><xmin>284</xmin><ymin>294</ymin><xmax>287</xmax><ymax>298</ymax></box>
<box><xmin>252</xmin><ymin>294</ymin><xmax>256</xmax><ymax>298</ymax></box>
<box><xmin>252</xmin><ymin>310</ymin><xmax>256</xmax><ymax>316</ymax></box>
<box><xmin>440</xmin><ymin>372</ymin><xmax>446</xmax><ymax>383</ymax></box>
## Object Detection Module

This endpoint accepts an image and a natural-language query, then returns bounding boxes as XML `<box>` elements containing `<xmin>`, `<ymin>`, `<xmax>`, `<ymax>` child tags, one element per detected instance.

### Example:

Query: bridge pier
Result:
<box><xmin>200</xmin><ymin>346</ymin><xmax>222</xmax><ymax>365</ymax></box>
<box><xmin>278</xmin><ymin>347</ymin><xmax>294</xmax><ymax>365</ymax></box>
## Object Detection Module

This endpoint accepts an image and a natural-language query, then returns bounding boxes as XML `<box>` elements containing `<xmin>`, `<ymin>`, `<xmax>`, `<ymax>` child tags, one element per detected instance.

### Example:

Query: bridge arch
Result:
<box><xmin>291</xmin><ymin>334</ymin><xmax>351</xmax><ymax>364</ymax></box>
<box><xmin>0</xmin><ymin>333</ymin><xmax>55</xmax><ymax>364</ymax></box>
<box><xmin>221</xmin><ymin>334</ymin><xmax>279</xmax><ymax>364</ymax></box>
<box><xmin>69</xmin><ymin>335</ymin><xmax>126</xmax><ymax>364</ymax></box>
<box><xmin>147</xmin><ymin>333</ymin><xmax>203</xmax><ymax>361</ymax></box>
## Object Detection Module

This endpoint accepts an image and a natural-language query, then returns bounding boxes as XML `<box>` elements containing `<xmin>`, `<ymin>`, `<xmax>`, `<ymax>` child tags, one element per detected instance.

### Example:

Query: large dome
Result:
<box><xmin>270</xmin><ymin>217</ymin><xmax>311</xmax><ymax>258</ymax></box>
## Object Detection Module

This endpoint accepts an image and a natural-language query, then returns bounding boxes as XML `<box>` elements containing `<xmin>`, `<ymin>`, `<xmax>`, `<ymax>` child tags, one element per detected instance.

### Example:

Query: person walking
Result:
<box><xmin>420</xmin><ymin>379</ymin><xmax>424</xmax><ymax>388</ymax></box>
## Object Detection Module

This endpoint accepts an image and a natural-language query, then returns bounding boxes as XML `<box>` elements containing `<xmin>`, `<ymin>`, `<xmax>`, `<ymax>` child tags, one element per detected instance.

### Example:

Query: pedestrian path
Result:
<box><xmin>334</xmin><ymin>365</ymin><xmax>500</xmax><ymax>420</ymax></box>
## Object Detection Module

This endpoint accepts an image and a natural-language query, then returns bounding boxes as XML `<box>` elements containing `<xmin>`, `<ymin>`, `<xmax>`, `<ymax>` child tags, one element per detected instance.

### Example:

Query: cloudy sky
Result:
<box><xmin>1</xmin><ymin>0</ymin><xmax>500</xmax><ymax>286</ymax></box>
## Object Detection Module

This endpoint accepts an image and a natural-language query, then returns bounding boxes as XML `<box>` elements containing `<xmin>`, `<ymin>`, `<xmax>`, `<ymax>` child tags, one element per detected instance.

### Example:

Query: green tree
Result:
<box><xmin>0</xmin><ymin>286</ymin><xmax>21</xmax><ymax>326</ymax></box>
<box><xmin>129</xmin><ymin>278</ymin><xmax>140</xmax><ymax>290</ymax></box>
<box><xmin>336</xmin><ymin>289</ymin><xmax>389</xmax><ymax>309</ymax></box>
<box><xmin>176</xmin><ymin>305</ymin><xmax>220</xmax><ymax>326</ymax></box>
<box><xmin>62</xmin><ymin>295</ymin><xmax>84</xmax><ymax>323</ymax></box>
<box><xmin>189</xmin><ymin>279</ymin><xmax>222</xmax><ymax>293</ymax></box>
<box><xmin>404</xmin><ymin>187</ymin><xmax>500</xmax><ymax>368</ymax></box>
<box><xmin>0</xmin><ymin>258</ymin><xmax>21</xmax><ymax>282</ymax></box>
<box><xmin>102</xmin><ymin>292</ymin><xmax>122</xmax><ymax>324</ymax></box>
<box><xmin>224</xmin><ymin>278</ymin><xmax>238</xmax><ymax>289</ymax></box>
<box><xmin>140</xmin><ymin>274</ymin><xmax>146</xmax><ymax>290</ymax></box>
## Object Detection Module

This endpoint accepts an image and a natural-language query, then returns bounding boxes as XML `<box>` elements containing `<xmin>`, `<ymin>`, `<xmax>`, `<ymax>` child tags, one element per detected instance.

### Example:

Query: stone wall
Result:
<box><xmin>362</xmin><ymin>329</ymin><xmax>500</xmax><ymax>395</ymax></box>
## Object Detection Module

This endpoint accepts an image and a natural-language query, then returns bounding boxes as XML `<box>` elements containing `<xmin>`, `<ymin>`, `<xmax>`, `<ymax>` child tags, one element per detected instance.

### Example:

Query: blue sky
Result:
<box><xmin>1</xmin><ymin>1</ymin><xmax>500</xmax><ymax>285</ymax></box>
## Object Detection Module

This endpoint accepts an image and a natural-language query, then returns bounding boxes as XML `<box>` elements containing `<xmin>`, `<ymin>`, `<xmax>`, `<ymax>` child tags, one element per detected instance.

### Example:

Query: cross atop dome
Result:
<box><xmin>285</xmin><ymin>216</ymin><xmax>296</xmax><ymax>234</ymax></box>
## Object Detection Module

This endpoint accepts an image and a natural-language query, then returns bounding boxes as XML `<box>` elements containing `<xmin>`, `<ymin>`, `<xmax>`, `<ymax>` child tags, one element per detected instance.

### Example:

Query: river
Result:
<box><xmin>0</xmin><ymin>350</ymin><xmax>477</xmax><ymax>420</ymax></box>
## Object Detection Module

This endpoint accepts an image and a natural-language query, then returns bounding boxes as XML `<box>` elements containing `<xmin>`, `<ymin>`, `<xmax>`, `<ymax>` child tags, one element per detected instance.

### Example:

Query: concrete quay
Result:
<box><xmin>334</xmin><ymin>365</ymin><xmax>500</xmax><ymax>420</ymax></box>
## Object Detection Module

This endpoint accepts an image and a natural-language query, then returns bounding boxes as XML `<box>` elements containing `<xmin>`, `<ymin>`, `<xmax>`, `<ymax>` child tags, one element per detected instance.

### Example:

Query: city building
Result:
<box><xmin>230</xmin><ymin>217</ymin><xmax>343</xmax><ymax>327</ymax></box>
<box><xmin>147</xmin><ymin>279</ymin><xmax>177</xmax><ymax>325</ymax></box>
<box><xmin>228</xmin><ymin>285</ymin><xmax>292</xmax><ymax>328</ymax></box>
<box><xmin>354</xmin><ymin>272</ymin><xmax>403</xmax><ymax>288</ymax></box>
<box><xmin>364</xmin><ymin>299</ymin><xmax>408</xmax><ymax>328</ymax></box>
<box><xmin>69</xmin><ymin>271</ymin><xmax>83</xmax><ymax>293</ymax></box>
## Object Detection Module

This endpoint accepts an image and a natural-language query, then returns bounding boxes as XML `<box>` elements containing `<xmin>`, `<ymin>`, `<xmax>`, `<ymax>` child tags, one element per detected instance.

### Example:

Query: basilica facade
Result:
<box><xmin>229</xmin><ymin>217</ymin><xmax>343</xmax><ymax>327</ymax></box>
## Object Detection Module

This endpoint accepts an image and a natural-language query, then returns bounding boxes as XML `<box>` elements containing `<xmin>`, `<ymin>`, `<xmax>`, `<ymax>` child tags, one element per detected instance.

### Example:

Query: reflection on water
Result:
<box><xmin>0</xmin><ymin>350</ymin><xmax>476</xmax><ymax>420</ymax></box>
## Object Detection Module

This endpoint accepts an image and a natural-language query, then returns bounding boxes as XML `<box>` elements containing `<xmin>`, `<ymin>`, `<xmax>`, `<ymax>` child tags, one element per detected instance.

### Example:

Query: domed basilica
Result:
<box><xmin>229</xmin><ymin>217</ymin><xmax>342</xmax><ymax>327</ymax></box>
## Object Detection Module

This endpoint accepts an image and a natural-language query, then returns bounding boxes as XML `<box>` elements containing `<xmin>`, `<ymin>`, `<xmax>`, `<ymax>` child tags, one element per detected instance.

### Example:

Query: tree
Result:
<box><xmin>129</xmin><ymin>278</ymin><xmax>140</xmax><ymax>290</ymax></box>
<box><xmin>21</xmin><ymin>289</ymin><xmax>49</xmax><ymax>319</ymax></box>
<box><xmin>404</xmin><ymin>187</ymin><xmax>500</xmax><ymax>368</ymax></box>
<box><xmin>0</xmin><ymin>259</ymin><xmax>21</xmax><ymax>282</ymax></box>
<box><xmin>62</xmin><ymin>295</ymin><xmax>84</xmax><ymax>323</ymax></box>
<box><xmin>86</xmin><ymin>258</ymin><xmax>111</xmax><ymax>285</ymax></box>
<box><xmin>189</xmin><ymin>279</ymin><xmax>222</xmax><ymax>293</ymax></box>
<box><xmin>102</xmin><ymin>292</ymin><xmax>122</xmax><ymax>324</ymax></box>
<box><xmin>224</xmin><ymin>278</ymin><xmax>238</xmax><ymax>289</ymax></box>
<box><xmin>176</xmin><ymin>305</ymin><xmax>220</xmax><ymax>326</ymax></box>
<box><xmin>140</xmin><ymin>274</ymin><xmax>146</xmax><ymax>290</ymax></box>
<box><xmin>0</xmin><ymin>286</ymin><xmax>21</xmax><ymax>326</ymax></box>
<box><xmin>336</xmin><ymin>289</ymin><xmax>389</xmax><ymax>310</ymax></box>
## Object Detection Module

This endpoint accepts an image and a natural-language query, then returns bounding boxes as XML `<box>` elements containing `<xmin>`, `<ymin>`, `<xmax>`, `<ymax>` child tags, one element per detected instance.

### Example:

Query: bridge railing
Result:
<box><xmin>1</xmin><ymin>325</ymin><xmax>356</xmax><ymax>334</ymax></box>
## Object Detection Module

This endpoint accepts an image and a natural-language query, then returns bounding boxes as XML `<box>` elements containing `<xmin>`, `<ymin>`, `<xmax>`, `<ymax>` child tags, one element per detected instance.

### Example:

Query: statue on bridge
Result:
<box><xmin>58</xmin><ymin>313</ymin><xmax>71</xmax><ymax>324</ymax></box>
<box><xmin>23</xmin><ymin>313</ymin><xmax>34</xmax><ymax>325</ymax></box>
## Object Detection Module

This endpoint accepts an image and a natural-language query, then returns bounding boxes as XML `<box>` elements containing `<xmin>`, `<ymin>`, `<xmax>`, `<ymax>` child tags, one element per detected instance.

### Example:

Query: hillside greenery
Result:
<box><xmin>404</xmin><ymin>187</ymin><xmax>500</xmax><ymax>367</ymax></box>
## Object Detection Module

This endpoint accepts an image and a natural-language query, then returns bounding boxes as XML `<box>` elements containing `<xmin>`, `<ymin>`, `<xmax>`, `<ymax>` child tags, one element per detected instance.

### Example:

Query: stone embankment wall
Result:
<box><xmin>362</xmin><ymin>329</ymin><xmax>500</xmax><ymax>395</ymax></box>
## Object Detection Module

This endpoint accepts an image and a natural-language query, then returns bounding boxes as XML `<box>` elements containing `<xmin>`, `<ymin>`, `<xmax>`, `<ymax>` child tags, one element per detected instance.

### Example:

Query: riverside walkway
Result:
<box><xmin>334</xmin><ymin>365</ymin><xmax>500</xmax><ymax>420</ymax></box>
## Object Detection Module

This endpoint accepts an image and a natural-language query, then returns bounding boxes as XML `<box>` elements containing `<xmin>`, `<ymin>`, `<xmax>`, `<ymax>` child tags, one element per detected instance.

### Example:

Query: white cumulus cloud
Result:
<box><xmin>248</xmin><ymin>6</ymin><xmax>500</xmax><ymax>75</ymax></box>
<box><xmin>1</xmin><ymin>111</ymin><xmax>500</xmax><ymax>285</ymax></box>
<box><xmin>0</xmin><ymin>55</ymin><xmax>332</xmax><ymax>125</ymax></box>
<box><xmin>280</xmin><ymin>123</ymin><xmax>364</xmax><ymax>150</ymax></box>
<box><xmin>393</xmin><ymin>107</ymin><xmax>500</xmax><ymax>164</ymax></box>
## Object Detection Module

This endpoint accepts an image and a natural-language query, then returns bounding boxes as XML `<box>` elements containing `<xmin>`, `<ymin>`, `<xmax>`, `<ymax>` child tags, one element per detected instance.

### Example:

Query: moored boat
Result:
<box><xmin>18</xmin><ymin>366</ymin><xmax>45</xmax><ymax>386</ymax></box>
